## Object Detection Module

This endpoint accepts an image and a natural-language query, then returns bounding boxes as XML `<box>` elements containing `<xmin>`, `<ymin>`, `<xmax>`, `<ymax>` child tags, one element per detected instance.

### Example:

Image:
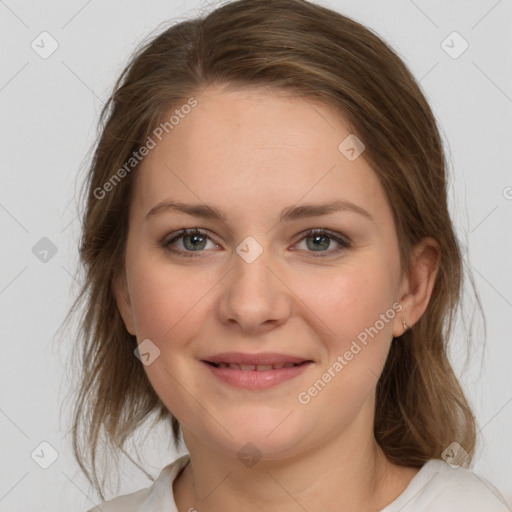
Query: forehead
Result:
<box><xmin>132</xmin><ymin>86</ymin><xmax>390</xmax><ymax>224</ymax></box>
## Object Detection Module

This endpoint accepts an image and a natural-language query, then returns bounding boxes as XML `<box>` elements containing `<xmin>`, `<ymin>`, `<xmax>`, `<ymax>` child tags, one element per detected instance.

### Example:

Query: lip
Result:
<box><xmin>201</xmin><ymin>352</ymin><xmax>313</xmax><ymax>390</ymax></box>
<box><xmin>203</xmin><ymin>352</ymin><xmax>310</xmax><ymax>366</ymax></box>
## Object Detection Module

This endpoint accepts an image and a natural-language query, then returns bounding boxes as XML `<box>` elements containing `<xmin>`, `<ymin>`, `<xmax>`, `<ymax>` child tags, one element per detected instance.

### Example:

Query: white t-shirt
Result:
<box><xmin>87</xmin><ymin>454</ymin><xmax>511</xmax><ymax>511</ymax></box>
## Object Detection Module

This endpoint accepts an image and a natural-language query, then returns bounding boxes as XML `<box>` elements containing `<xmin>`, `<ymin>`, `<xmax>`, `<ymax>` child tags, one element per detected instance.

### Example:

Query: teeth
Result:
<box><xmin>256</xmin><ymin>364</ymin><xmax>273</xmax><ymax>371</ymax></box>
<box><xmin>216</xmin><ymin>362</ymin><xmax>301</xmax><ymax>371</ymax></box>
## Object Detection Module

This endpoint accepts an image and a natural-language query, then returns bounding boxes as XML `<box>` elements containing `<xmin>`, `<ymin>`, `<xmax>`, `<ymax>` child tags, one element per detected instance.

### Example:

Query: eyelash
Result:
<box><xmin>162</xmin><ymin>227</ymin><xmax>351</xmax><ymax>259</ymax></box>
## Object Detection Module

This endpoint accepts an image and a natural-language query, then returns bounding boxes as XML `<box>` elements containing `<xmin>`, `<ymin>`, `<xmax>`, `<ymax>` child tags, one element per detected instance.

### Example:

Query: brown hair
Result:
<box><xmin>66</xmin><ymin>0</ymin><xmax>482</xmax><ymax>499</ymax></box>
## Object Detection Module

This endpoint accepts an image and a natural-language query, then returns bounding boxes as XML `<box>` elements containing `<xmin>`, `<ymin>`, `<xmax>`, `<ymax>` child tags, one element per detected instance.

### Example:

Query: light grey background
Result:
<box><xmin>1</xmin><ymin>0</ymin><xmax>511</xmax><ymax>510</ymax></box>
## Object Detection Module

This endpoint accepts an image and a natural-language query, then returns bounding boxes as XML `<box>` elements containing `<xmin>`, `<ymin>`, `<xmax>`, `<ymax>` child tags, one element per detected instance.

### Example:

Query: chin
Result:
<box><xmin>196</xmin><ymin>410</ymin><xmax>314</xmax><ymax>462</ymax></box>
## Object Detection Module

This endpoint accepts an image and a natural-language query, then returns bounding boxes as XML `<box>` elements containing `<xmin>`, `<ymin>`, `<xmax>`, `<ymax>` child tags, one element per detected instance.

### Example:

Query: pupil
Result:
<box><xmin>184</xmin><ymin>234</ymin><xmax>206</xmax><ymax>251</ymax></box>
<box><xmin>307</xmin><ymin>235</ymin><xmax>329</xmax><ymax>251</ymax></box>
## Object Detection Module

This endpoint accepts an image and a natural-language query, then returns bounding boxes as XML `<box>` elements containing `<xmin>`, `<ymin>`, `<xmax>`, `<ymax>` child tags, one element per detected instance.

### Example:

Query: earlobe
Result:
<box><xmin>112</xmin><ymin>270</ymin><xmax>137</xmax><ymax>336</ymax></box>
<box><xmin>394</xmin><ymin>237</ymin><xmax>440</xmax><ymax>337</ymax></box>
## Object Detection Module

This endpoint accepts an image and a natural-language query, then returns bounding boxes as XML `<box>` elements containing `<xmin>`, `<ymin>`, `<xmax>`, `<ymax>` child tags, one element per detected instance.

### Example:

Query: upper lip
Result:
<box><xmin>202</xmin><ymin>352</ymin><xmax>311</xmax><ymax>365</ymax></box>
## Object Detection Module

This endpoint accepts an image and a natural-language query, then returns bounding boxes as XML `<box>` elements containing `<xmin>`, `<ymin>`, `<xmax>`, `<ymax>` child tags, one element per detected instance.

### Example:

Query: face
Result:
<box><xmin>115</xmin><ymin>85</ymin><xmax>410</xmax><ymax>460</ymax></box>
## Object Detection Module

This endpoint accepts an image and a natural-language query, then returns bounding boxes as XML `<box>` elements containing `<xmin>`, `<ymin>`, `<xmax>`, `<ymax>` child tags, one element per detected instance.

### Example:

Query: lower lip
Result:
<box><xmin>201</xmin><ymin>361</ymin><xmax>312</xmax><ymax>390</ymax></box>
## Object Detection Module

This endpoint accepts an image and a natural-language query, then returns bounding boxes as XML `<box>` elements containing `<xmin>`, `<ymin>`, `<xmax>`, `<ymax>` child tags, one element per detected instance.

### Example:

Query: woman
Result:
<box><xmin>68</xmin><ymin>0</ymin><xmax>510</xmax><ymax>510</ymax></box>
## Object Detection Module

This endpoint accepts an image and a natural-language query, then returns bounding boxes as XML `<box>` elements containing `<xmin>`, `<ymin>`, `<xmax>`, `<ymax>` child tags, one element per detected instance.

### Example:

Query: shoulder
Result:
<box><xmin>85</xmin><ymin>487</ymin><xmax>150</xmax><ymax>512</ymax></box>
<box><xmin>85</xmin><ymin>454</ymin><xmax>190</xmax><ymax>512</ymax></box>
<box><xmin>383</xmin><ymin>459</ymin><xmax>511</xmax><ymax>512</ymax></box>
<box><xmin>428</xmin><ymin>460</ymin><xmax>509</xmax><ymax>509</ymax></box>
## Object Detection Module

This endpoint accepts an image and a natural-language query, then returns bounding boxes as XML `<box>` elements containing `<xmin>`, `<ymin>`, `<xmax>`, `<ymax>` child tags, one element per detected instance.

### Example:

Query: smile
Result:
<box><xmin>201</xmin><ymin>353</ymin><xmax>313</xmax><ymax>390</ymax></box>
<box><xmin>206</xmin><ymin>361</ymin><xmax>302</xmax><ymax>371</ymax></box>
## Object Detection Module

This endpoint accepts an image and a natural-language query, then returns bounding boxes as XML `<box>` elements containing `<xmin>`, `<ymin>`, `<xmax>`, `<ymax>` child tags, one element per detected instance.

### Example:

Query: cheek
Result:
<box><xmin>126</xmin><ymin>252</ymin><xmax>216</xmax><ymax>346</ymax></box>
<box><xmin>293</xmin><ymin>267</ymin><xmax>396</xmax><ymax>418</ymax></box>
<box><xmin>126</xmin><ymin>256</ymin><xmax>211</xmax><ymax>406</ymax></box>
<box><xmin>294</xmin><ymin>259</ymin><xmax>396</xmax><ymax>364</ymax></box>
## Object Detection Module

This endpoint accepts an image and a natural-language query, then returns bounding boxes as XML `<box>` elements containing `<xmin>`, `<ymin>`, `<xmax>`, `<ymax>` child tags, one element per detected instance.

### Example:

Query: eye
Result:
<box><xmin>162</xmin><ymin>227</ymin><xmax>219</xmax><ymax>257</ymax></box>
<box><xmin>161</xmin><ymin>227</ymin><xmax>351</xmax><ymax>258</ymax></box>
<box><xmin>293</xmin><ymin>228</ymin><xmax>351</xmax><ymax>257</ymax></box>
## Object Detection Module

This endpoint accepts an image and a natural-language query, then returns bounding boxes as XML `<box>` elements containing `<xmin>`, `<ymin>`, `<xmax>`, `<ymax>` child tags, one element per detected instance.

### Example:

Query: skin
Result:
<box><xmin>114</xmin><ymin>84</ymin><xmax>440</xmax><ymax>511</ymax></box>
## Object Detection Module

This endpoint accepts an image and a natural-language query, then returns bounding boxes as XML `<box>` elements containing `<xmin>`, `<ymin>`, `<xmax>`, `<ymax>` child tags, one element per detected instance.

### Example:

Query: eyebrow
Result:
<box><xmin>145</xmin><ymin>199</ymin><xmax>374</xmax><ymax>223</ymax></box>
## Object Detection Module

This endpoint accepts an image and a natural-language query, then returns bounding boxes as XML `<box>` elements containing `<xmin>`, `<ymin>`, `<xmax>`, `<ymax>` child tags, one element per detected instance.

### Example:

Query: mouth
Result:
<box><xmin>203</xmin><ymin>361</ymin><xmax>307</xmax><ymax>371</ymax></box>
<box><xmin>200</xmin><ymin>352</ymin><xmax>313</xmax><ymax>390</ymax></box>
<box><xmin>202</xmin><ymin>351</ymin><xmax>312</xmax><ymax>368</ymax></box>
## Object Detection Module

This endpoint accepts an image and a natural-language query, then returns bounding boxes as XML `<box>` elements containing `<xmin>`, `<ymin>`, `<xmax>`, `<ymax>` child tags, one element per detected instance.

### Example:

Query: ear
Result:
<box><xmin>393</xmin><ymin>237</ymin><xmax>441</xmax><ymax>337</ymax></box>
<box><xmin>112</xmin><ymin>270</ymin><xmax>137</xmax><ymax>336</ymax></box>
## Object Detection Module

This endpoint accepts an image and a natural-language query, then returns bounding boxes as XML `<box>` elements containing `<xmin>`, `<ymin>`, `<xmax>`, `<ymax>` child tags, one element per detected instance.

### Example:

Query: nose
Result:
<box><xmin>217</xmin><ymin>245</ymin><xmax>292</xmax><ymax>334</ymax></box>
